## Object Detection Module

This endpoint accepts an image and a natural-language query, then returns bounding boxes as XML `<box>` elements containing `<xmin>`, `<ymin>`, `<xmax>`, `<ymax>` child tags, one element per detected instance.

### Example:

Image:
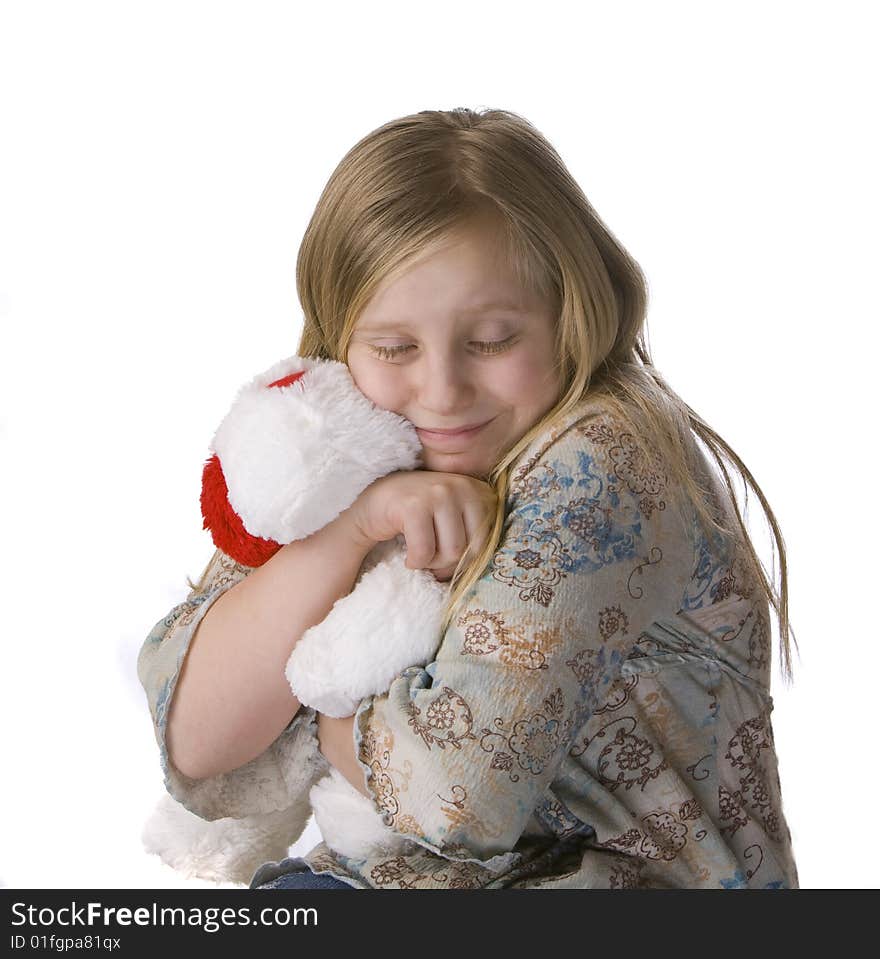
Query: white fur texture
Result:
<box><xmin>309</xmin><ymin>768</ymin><xmax>417</xmax><ymax>861</ymax></box>
<box><xmin>286</xmin><ymin>540</ymin><xmax>451</xmax><ymax>717</ymax></box>
<box><xmin>211</xmin><ymin>355</ymin><xmax>423</xmax><ymax>542</ymax></box>
<box><xmin>142</xmin><ymin>791</ymin><xmax>313</xmax><ymax>886</ymax></box>
<box><xmin>145</xmin><ymin>355</ymin><xmax>443</xmax><ymax>884</ymax></box>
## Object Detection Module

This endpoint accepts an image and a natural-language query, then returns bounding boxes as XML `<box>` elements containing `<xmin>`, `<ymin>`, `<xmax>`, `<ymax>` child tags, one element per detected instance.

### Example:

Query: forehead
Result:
<box><xmin>356</xmin><ymin>298</ymin><xmax>529</xmax><ymax>332</ymax></box>
<box><xmin>356</xmin><ymin>233</ymin><xmax>537</xmax><ymax>331</ymax></box>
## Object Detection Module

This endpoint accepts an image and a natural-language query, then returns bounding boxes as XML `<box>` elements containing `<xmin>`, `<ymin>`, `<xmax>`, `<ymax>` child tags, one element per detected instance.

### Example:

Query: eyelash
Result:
<box><xmin>369</xmin><ymin>336</ymin><xmax>516</xmax><ymax>360</ymax></box>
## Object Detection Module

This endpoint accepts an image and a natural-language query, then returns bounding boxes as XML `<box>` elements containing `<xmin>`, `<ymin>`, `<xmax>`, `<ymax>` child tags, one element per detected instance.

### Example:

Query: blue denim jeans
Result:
<box><xmin>250</xmin><ymin>856</ymin><xmax>355</xmax><ymax>890</ymax></box>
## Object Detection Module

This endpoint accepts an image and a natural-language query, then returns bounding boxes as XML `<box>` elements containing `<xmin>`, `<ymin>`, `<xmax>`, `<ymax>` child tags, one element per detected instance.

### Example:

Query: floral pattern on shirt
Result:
<box><xmin>138</xmin><ymin>395</ymin><xmax>799</xmax><ymax>889</ymax></box>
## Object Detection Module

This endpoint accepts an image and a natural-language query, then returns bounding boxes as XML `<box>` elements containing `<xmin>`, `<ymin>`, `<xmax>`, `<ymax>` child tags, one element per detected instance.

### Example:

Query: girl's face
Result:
<box><xmin>346</xmin><ymin>219</ymin><xmax>562</xmax><ymax>479</ymax></box>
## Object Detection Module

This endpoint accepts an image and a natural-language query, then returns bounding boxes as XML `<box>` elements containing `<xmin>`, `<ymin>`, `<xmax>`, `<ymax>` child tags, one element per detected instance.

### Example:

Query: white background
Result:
<box><xmin>1</xmin><ymin>0</ymin><xmax>876</xmax><ymax>890</ymax></box>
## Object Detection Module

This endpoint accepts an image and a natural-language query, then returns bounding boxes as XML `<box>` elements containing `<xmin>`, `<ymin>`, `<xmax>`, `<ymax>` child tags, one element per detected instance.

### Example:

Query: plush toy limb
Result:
<box><xmin>309</xmin><ymin>768</ymin><xmax>417</xmax><ymax>861</ymax></box>
<box><xmin>140</xmin><ymin>695</ymin><xmax>332</xmax><ymax>886</ymax></box>
<box><xmin>285</xmin><ymin>541</ymin><xmax>451</xmax><ymax>717</ymax></box>
<box><xmin>142</xmin><ymin>789</ymin><xmax>316</xmax><ymax>886</ymax></box>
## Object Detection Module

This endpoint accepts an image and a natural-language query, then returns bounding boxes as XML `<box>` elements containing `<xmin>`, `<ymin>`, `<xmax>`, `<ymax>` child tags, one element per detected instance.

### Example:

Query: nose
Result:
<box><xmin>416</xmin><ymin>351</ymin><xmax>476</xmax><ymax>415</ymax></box>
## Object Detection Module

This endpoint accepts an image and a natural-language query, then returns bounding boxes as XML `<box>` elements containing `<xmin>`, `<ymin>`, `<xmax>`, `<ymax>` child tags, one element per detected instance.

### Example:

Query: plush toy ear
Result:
<box><xmin>200</xmin><ymin>355</ymin><xmax>423</xmax><ymax>567</ymax></box>
<box><xmin>200</xmin><ymin>449</ymin><xmax>283</xmax><ymax>567</ymax></box>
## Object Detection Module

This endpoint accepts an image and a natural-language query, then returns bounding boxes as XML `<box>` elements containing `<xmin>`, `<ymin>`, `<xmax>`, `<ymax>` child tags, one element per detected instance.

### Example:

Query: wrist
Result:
<box><xmin>332</xmin><ymin>504</ymin><xmax>378</xmax><ymax>554</ymax></box>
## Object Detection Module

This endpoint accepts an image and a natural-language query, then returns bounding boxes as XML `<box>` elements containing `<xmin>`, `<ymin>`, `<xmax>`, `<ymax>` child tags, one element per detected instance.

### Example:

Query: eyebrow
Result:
<box><xmin>358</xmin><ymin>301</ymin><xmax>526</xmax><ymax>332</ymax></box>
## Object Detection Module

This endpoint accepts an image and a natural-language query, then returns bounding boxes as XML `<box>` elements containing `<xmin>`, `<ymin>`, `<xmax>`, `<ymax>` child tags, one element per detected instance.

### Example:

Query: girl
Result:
<box><xmin>138</xmin><ymin>107</ymin><xmax>799</xmax><ymax>889</ymax></box>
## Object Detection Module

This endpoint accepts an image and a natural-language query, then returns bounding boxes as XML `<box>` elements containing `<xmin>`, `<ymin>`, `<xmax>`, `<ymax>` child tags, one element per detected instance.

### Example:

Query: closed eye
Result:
<box><xmin>368</xmin><ymin>336</ymin><xmax>516</xmax><ymax>361</ymax></box>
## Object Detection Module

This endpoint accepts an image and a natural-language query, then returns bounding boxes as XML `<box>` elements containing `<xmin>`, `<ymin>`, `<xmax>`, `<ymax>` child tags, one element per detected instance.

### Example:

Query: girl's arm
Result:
<box><xmin>166</xmin><ymin>505</ymin><xmax>376</xmax><ymax>781</ymax></box>
<box><xmin>316</xmin><ymin>713</ymin><xmax>368</xmax><ymax>796</ymax></box>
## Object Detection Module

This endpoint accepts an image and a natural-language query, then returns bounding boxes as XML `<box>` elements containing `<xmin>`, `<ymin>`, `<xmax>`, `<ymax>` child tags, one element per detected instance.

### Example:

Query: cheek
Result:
<box><xmin>493</xmin><ymin>351</ymin><xmax>558</xmax><ymax>407</ymax></box>
<box><xmin>348</xmin><ymin>359</ymin><xmax>406</xmax><ymax>410</ymax></box>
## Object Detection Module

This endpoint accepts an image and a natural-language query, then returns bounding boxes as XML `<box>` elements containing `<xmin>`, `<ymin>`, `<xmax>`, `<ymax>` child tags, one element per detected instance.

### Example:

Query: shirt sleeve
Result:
<box><xmin>136</xmin><ymin>548</ymin><xmax>332</xmax><ymax>821</ymax></box>
<box><xmin>351</xmin><ymin>404</ymin><xmax>696</xmax><ymax>863</ymax></box>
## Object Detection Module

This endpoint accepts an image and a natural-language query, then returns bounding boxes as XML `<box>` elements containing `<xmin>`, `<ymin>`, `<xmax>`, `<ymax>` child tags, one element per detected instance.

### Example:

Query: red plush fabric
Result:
<box><xmin>267</xmin><ymin>370</ymin><xmax>307</xmax><ymax>390</ymax></box>
<box><xmin>200</xmin><ymin>453</ymin><xmax>283</xmax><ymax>568</ymax></box>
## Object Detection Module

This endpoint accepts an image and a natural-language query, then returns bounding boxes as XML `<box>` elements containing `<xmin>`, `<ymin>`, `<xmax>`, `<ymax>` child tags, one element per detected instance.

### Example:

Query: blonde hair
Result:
<box><xmin>288</xmin><ymin>107</ymin><xmax>798</xmax><ymax>686</ymax></box>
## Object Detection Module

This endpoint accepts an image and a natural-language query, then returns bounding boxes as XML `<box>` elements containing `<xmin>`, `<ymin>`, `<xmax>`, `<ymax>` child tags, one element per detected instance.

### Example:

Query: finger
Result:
<box><xmin>431</xmin><ymin>500</ymin><xmax>469</xmax><ymax>571</ymax></box>
<box><xmin>402</xmin><ymin>506</ymin><xmax>436</xmax><ymax>570</ymax></box>
<box><xmin>462</xmin><ymin>499</ymin><xmax>495</xmax><ymax>562</ymax></box>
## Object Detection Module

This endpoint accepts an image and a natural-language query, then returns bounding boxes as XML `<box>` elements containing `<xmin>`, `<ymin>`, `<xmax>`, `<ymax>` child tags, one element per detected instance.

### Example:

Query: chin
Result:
<box><xmin>421</xmin><ymin>451</ymin><xmax>488</xmax><ymax>478</ymax></box>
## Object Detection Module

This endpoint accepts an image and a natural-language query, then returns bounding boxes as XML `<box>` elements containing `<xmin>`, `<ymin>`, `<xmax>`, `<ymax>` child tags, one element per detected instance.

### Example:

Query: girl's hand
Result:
<box><xmin>348</xmin><ymin>471</ymin><xmax>499</xmax><ymax>581</ymax></box>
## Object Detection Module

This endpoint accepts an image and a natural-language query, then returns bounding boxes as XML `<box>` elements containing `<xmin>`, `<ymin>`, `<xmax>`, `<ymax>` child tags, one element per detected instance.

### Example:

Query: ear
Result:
<box><xmin>200</xmin><ymin>355</ymin><xmax>424</xmax><ymax>566</ymax></box>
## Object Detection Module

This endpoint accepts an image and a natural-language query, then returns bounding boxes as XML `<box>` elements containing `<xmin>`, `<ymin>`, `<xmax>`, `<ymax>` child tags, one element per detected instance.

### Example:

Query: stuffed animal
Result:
<box><xmin>142</xmin><ymin>355</ymin><xmax>454</xmax><ymax>884</ymax></box>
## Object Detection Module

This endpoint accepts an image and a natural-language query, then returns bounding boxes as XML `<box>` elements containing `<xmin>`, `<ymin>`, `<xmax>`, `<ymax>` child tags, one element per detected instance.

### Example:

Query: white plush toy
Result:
<box><xmin>142</xmin><ymin>354</ymin><xmax>454</xmax><ymax>884</ymax></box>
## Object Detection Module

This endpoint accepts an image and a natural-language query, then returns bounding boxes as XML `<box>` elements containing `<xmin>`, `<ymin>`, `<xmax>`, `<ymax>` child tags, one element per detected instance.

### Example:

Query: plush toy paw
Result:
<box><xmin>142</xmin><ymin>791</ymin><xmax>315</xmax><ymax>886</ymax></box>
<box><xmin>309</xmin><ymin>768</ymin><xmax>418</xmax><ymax>861</ymax></box>
<box><xmin>285</xmin><ymin>539</ymin><xmax>451</xmax><ymax>717</ymax></box>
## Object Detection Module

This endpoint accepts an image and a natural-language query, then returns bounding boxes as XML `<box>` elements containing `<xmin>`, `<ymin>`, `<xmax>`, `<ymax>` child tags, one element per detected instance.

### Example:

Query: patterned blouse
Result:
<box><xmin>137</xmin><ymin>395</ymin><xmax>799</xmax><ymax>889</ymax></box>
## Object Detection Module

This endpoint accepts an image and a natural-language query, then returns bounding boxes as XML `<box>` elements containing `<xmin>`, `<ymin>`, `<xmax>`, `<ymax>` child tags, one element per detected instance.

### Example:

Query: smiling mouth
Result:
<box><xmin>415</xmin><ymin>419</ymin><xmax>494</xmax><ymax>446</ymax></box>
<box><xmin>416</xmin><ymin>421</ymin><xmax>489</xmax><ymax>436</ymax></box>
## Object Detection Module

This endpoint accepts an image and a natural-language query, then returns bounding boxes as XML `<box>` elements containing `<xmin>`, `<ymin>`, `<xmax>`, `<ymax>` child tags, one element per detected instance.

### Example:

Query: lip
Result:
<box><xmin>416</xmin><ymin>418</ymin><xmax>493</xmax><ymax>445</ymax></box>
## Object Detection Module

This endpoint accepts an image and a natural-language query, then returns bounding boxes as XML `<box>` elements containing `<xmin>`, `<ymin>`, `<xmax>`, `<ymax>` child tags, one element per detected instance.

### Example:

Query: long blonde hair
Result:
<box><xmin>290</xmin><ymin>106</ymin><xmax>798</xmax><ymax>686</ymax></box>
